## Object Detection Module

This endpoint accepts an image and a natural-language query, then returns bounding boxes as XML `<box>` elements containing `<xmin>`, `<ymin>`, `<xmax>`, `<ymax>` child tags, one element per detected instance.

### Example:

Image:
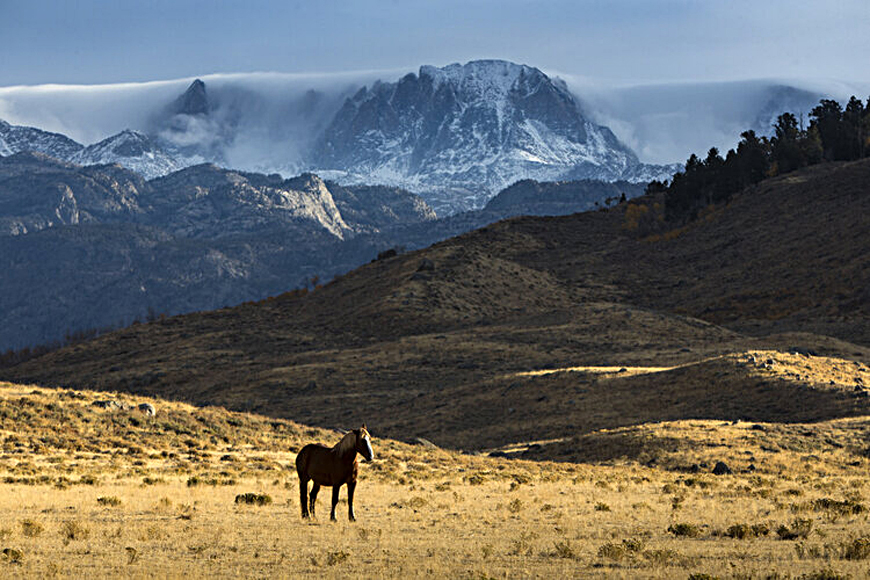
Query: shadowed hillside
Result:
<box><xmin>4</xmin><ymin>159</ymin><xmax>869</xmax><ymax>454</ymax></box>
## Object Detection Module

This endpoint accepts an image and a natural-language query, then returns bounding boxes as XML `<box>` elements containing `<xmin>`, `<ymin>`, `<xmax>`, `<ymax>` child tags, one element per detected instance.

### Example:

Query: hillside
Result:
<box><xmin>3</xmin><ymin>159</ymin><xmax>869</xmax><ymax>455</ymax></box>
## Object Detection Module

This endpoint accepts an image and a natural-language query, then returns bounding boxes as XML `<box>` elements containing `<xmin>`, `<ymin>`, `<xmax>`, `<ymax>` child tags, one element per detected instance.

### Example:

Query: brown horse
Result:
<box><xmin>295</xmin><ymin>425</ymin><xmax>374</xmax><ymax>521</ymax></box>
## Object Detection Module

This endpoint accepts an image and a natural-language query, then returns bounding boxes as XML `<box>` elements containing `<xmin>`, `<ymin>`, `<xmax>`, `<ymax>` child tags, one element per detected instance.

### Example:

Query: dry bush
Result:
<box><xmin>668</xmin><ymin>522</ymin><xmax>702</xmax><ymax>538</ymax></box>
<box><xmin>61</xmin><ymin>520</ymin><xmax>89</xmax><ymax>542</ymax></box>
<box><xmin>20</xmin><ymin>519</ymin><xmax>43</xmax><ymax>537</ymax></box>
<box><xmin>234</xmin><ymin>493</ymin><xmax>272</xmax><ymax>506</ymax></box>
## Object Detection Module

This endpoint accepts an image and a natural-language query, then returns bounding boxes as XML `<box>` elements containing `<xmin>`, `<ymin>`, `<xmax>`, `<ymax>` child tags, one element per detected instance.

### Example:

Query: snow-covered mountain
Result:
<box><xmin>0</xmin><ymin>119</ymin><xmax>84</xmax><ymax>160</ymax></box>
<box><xmin>0</xmin><ymin>120</ymin><xmax>190</xmax><ymax>180</ymax></box>
<box><xmin>3</xmin><ymin>60</ymin><xmax>853</xmax><ymax>213</ymax></box>
<box><xmin>312</xmin><ymin>60</ymin><xmax>674</xmax><ymax>213</ymax></box>
<box><xmin>70</xmin><ymin>130</ymin><xmax>184</xmax><ymax>179</ymax></box>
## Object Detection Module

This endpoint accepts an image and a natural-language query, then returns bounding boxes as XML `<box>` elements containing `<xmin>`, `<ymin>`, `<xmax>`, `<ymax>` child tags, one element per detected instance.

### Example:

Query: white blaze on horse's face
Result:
<box><xmin>361</xmin><ymin>432</ymin><xmax>374</xmax><ymax>462</ymax></box>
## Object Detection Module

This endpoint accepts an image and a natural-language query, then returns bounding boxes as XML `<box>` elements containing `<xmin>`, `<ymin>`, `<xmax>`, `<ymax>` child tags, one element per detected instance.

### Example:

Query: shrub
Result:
<box><xmin>594</xmin><ymin>502</ymin><xmax>611</xmax><ymax>512</ymax></box>
<box><xmin>234</xmin><ymin>493</ymin><xmax>272</xmax><ymax>506</ymax></box>
<box><xmin>724</xmin><ymin>523</ymin><xmax>769</xmax><ymax>539</ymax></box>
<box><xmin>550</xmin><ymin>541</ymin><xmax>575</xmax><ymax>559</ymax></box>
<box><xmin>465</xmin><ymin>474</ymin><xmax>485</xmax><ymax>486</ymax></box>
<box><xmin>507</xmin><ymin>499</ymin><xmax>523</xmax><ymax>514</ymax></box>
<box><xmin>21</xmin><ymin>520</ymin><xmax>43</xmax><ymax>537</ymax></box>
<box><xmin>326</xmin><ymin>551</ymin><xmax>348</xmax><ymax>566</ymax></box>
<box><xmin>97</xmin><ymin>496</ymin><xmax>122</xmax><ymax>507</ymax></box>
<box><xmin>842</xmin><ymin>536</ymin><xmax>870</xmax><ymax>560</ymax></box>
<box><xmin>61</xmin><ymin>521</ymin><xmax>90</xmax><ymax>541</ymax></box>
<box><xmin>777</xmin><ymin>519</ymin><xmax>813</xmax><ymax>540</ymax></box>
<box><xmin>668</xmin><ymin>523</ymin><xmax>701</xmax><ymax>538</ymax></box>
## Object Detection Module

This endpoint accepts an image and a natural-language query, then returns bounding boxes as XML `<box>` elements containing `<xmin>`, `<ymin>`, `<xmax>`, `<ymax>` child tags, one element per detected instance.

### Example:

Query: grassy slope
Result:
<box><xmin>1</xmin><ymin>382</ymin><xmax>870</xmax><ymax>578</ymax></box>
<box><xmin>2</xmin><ymin>159</ymin><xmax>869</xmax><ymax>455</ymax></box>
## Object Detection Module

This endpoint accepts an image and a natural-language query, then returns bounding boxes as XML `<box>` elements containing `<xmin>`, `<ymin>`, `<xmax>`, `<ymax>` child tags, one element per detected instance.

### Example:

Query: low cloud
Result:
<box><xmin>2</xmin><ymin>69</ymin><xmax>867</xmax><ymax>170</ymax></box>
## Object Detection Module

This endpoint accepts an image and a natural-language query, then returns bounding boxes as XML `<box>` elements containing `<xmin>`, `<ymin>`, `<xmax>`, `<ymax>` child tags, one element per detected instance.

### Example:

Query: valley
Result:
<box><xmin>1</xmin><ymin>60</ymin><xmax>868</xmax><ymax>580</ymax></box>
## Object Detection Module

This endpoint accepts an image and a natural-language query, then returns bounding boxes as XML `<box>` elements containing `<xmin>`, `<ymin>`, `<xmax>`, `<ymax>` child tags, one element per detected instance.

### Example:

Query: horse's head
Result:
<box><xmin>355</xmin><ymin>424</ymin><xmax>374</xmax><ymax>462</ymax></box>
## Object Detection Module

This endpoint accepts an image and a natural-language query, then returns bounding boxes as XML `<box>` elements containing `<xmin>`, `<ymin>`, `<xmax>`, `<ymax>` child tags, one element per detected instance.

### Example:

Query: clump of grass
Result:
<box><xmin>723</xmin><ymin>523</ymin><xmax>770</xmax><ymax>539</ymax></box>
<box><xmin>841</xmin><ymin>536</ymin><xmax>870</xmax><ymax>560</ymax></box>
<box><xmin>97</xmin><ymin>496</ymin><xmax>122</xmax><ymax>507</ymax></box>
<box><xmin>594</xmin><ymin>502</ymin><xmax>611</xmax><ymax>512</ymax></box>
<box><xmin>808</xmin><ymin>498</ymin><xmax>866</xmax><ymax>519</ymax></box>
<box><xmin>644</xmin><ymin>548</ymin><xmax>689</xmax><ymax>566</ymax></box>
<box><xmin>777</xmin><ymin>518</ymin><xmax>813</xmax><ymax>540</ymax></box>
<box><xmin>0</xmin><ymin>528</ymin><xmax>11</xmax><ymax>541</ymax></box>
<box><xmin>61</xmin><ymin>521</ymin><xmax>90</xmax><ymax>542</ymax></box>
<box><xmin>21</xmin><ymin>519</ymin><xmax>44</xmax><ymax>537</ymax></box>
<box><xmin>687</xmin><ymin>574</ymin><xmax>720</xmax><ymax>580</ymax></box>
<box><xmin>465</xmin><ymin>474</ymin><xmax>486</xmax><ymax>486</ymax></box>
<box><xmin>508</xmin><ymin>531</ymin><xmax>537</xmax><ymax>556</ymax></box>
<box><xmin>234</xmin><ymin>493</ymin><xmax>272</xmax><ymax>506</ymax></box>
<box><xmin>406</xmin><ymin>496</ymin><xmax>427</xmax><ymax>509</ymax></box>
<box><xmin>549</xmin><ymin>541</ymin><xmax>575</xmax><ymax>559</ymax></box>
<box><xmin>326</xmin><ymin>551</ymin><xmax>348</xmax><ymax>566</ymax></box>
<box><xmin>800</xmin><ymin>570</ymin><xmax>849</xmax><ymax>580</ymax></box>
<box><xmin>597</xmin><ymin>538</ymin><xmax>644</xmax><ymax>561</ymax></box>
<box><xmin>668</xmin><ymin>523</ymin><xmax>701</xmax><ymax>538</ymax></box>
<box><xmin>507</xmin><ymin>498</ymin><xmax>523</xmax><ymax>514</ymax></box>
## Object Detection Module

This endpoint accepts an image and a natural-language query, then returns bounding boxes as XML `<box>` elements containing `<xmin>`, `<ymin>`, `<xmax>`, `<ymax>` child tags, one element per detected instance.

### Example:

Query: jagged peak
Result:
<box><xmin>418</xmin><ymin>59</ymin><xmax>548</xmax><ymax>93</ymax></box>
<box><xmin>172</xmin><ymin>78</ymin><xmax>209</xmax><ymax>116</ymax></box>
<box><xmin>86</xmin><ymin>129</ymin><xmax>155</xmax><ymax>151</ymax></box>
<box><xmin>283</xmin><ymin>172</ymin><xmax>327</xmax><ymax>191</ymax></box>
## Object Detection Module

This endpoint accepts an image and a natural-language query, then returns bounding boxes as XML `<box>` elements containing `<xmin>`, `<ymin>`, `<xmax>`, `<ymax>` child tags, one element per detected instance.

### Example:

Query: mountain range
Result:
<box><xmin>4</xmin><ymin>60</ymin><xmax>684</xmax><ymax>213</ymax></box>
<box><xmin>0</xmin><ymin>150</ymin><xmax>641</xmax><ymax>350</ymax></box>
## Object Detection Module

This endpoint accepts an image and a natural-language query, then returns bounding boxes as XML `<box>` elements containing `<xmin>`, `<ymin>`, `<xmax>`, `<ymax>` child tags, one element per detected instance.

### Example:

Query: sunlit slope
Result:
<box><xmin>4</xmin><ymin>159</ymin><xmax>869</xmax><ymax>451</ymax></box>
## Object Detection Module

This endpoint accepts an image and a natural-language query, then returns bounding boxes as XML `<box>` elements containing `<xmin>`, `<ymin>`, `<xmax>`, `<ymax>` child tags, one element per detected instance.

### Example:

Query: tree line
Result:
<box><xmin>650</xmin><ymin>96</ymin><xmax>870</xmax><ymax>222</ymax></box>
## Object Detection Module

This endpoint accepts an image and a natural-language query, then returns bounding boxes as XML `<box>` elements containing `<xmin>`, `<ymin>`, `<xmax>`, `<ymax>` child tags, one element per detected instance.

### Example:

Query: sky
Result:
<box><xmin>2</xmin><ymin>0</ymin><xmax>869</xmax><ymax>87</ymax></box>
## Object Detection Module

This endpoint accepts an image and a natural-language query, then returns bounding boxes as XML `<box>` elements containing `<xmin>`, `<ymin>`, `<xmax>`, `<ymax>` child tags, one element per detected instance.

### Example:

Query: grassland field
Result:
<box><xmin>1</xmin><ymin>382</ymin><xmax>870</xmax><ymax>579</ymax></box>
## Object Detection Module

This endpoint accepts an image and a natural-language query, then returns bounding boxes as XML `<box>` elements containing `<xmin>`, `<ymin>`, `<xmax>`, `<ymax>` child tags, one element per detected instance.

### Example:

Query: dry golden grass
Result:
<box><xmin>2</xmin><ymin>381</ymin><xmax>870</xmax><ymax>578</ymax></box>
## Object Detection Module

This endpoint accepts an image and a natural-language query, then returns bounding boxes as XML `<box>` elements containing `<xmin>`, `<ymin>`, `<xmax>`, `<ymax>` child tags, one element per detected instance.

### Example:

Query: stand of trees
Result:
<box><xmin>656</xmin><ymin>96</ymin><xmax>870</xmax><ymax>222</ymax></box>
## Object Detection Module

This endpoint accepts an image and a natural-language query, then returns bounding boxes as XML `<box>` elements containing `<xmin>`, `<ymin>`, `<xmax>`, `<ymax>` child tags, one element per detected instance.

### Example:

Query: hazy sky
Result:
<box><xmin>2</xmin><ymin>0</ymin><xmax>869</xmax><ymax>86</ymax></box>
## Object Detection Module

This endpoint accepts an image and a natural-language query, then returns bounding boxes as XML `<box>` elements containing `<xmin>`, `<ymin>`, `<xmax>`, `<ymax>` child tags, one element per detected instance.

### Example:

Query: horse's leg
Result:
<box><xmin>309</xmin><ymin>482</ymin><xmax>320</xmax><ymax>518</ymax></box>
<box><xmin>299</xmin><ymin>477</ymin><xmax>310</xmax><ymax>519</ymax></box>
<box><xmin>347</xmin><ymin>480</ymin><xmax>356</xmax><ymax>522</ymax></box>
<box><xmin>330</xmin><ymin>485</ymin><xmax>340</xmax><ymax>521</ymax></box>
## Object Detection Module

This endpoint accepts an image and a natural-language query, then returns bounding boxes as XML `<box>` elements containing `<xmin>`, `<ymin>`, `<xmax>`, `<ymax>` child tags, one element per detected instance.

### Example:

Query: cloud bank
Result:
<box><xmin>1</xmin><ymin>69</ymin><xmax>868</xmax><ymax>170</ymax></box>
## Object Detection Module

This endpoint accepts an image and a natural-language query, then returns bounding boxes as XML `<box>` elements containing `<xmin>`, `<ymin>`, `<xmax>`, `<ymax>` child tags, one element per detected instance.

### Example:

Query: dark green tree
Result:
<box><xmin>810</xmin><ymin>99</ymin><xmax>845</xmax><ymax>160</ymax></box>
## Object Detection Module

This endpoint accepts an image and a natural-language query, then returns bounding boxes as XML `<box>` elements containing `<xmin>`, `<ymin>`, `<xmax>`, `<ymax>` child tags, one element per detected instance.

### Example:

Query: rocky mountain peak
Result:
<box><xmin>71</xmin><ymin>130</ymin><xmax>181</xmax><ymax>179</ymax></box>
<box><xmin>172</xmin><ymin>79</ymin><xmax>209</xmax><ymax>116</ymax></box>
<box><xmin>313</xmin><ymin>59</ymin><xmax>667</xmax><ymax>214</ymax></box>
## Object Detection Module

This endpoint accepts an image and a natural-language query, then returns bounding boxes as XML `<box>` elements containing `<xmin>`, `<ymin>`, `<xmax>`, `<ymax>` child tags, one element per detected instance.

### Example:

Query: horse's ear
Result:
<box><xmin>362</xmin><ymin>423</ymin><xmax>367</xmax><ymax>430</ymax></box>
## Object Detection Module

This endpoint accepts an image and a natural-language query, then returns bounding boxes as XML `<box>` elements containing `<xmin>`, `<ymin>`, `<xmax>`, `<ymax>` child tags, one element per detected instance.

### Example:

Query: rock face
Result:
<box><xmin>171</xmin><ymin>78</ymin><xmax>209</xmax><ymax>116</ymax></box>
<box><xmin>312</xmin><ymin>60</ymin><xmax>674</xmax><ymax>213</ymax></box>
<box><xmin>0</xmin><ymin>153</ymin><xmax>438</xmax><ymax>350</ymax></box>
<box><xmin>0</xmin><ymin>152</ymin><xmax>146</xmax><ymax>236</ymax></box>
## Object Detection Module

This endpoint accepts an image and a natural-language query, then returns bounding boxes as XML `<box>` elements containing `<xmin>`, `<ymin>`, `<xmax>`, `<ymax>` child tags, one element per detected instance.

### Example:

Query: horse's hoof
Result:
<box><xmin>349</xmin><ymin>516</ymin><xmax>356</xmax><ymax>522</ymax></box>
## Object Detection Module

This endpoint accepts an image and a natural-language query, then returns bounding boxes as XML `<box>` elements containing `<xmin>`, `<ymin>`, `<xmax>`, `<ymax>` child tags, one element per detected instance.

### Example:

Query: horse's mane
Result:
<box><xmin>335</xmin><ymin>430</ymin><xmax>357</xmax><ymax>455</ymax></box>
